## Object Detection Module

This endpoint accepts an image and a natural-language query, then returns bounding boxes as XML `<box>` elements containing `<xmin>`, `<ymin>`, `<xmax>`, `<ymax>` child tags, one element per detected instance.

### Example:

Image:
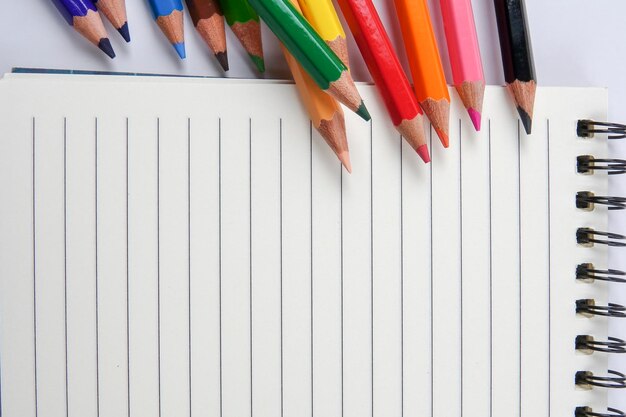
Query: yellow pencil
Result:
<box><xmin>297</xmin><ymin>0</ymin><xmax>349</xmax><ymax>68</ymax></box>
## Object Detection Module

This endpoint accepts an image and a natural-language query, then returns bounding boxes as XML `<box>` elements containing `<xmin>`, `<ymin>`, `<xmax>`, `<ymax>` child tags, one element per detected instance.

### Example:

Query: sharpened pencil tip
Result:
<box><xmin>356</xmin><ymin>102</ymin><xmax>371</xmax><ymax>121</ymax></box>
<box><xmin>517</xmin><ymin>107</ymin><xmax>532</xmax><ymax>134</ymax></box>
<box><xmin>435</xmin><ymin>128</ymin><xmax>449</xmax><ymax>148</ymax></box>
<box><xmin>416</xmin><ymin>144</ymin><xmax>430</xmax><ymax>164</ymax></box>
<box><xmin>118</xmin><ymin>22</ymin><xmax>131</xmax><ymax>42</ymax></box>
<box><xmin>216</xmin><ymin>52</ymin><xmax>229</xmax><ymax>71</ymax></box>
<box><xmin>249</xmin><ymin>54</ymin><xmax>265</xmax><ymax>72</ymax></box>
<box><xmin>468</xmin><ymin>108</ymin><xmax>481</xmax><ymax>131</ymax></box>
<box><xmin>338</xmin><ymin>151</ymin><xmax>352</xmax><ymax>173</ymax></box>
<box><xmin>98</xmin><ymin>38</ymin><xmax>116</xmax><ymax>59</ymax></box>
<box><xmin>173</xmin><ymin>42</ymin><xmax>186</xmax><ymax>59</ymax></box>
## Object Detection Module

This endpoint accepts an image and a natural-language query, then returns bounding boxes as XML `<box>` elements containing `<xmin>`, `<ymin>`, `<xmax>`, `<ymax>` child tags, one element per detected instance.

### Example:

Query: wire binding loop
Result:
<box><xmin>576</xmin><ymin>335</ymin><xmax>626</xmax><ymax>354</ymax></box>
<box><xmin>577</xmin><ymin>120</ymin><xmax>626</xmax><ymax>139</ymax></box>
<box><xmin>577</xmin><ymin>228</ymin><xmax>626</xmax><ymax>247</ymax></box>
<box><xmin>576</xmin><ymin>407</ymin><xmax>626</xmax><ymax>417</ymax></box>
<box><xmin>575</xmin><ymin>370</ymin><xmax>626</xmax><ymax>389</ymax></box>
<box><xmin>576</xmin><ymin>192</ymin><xmax>626</xmax><ymax>210</ymax></box>
<box><xmin>576</xmin><ymin>264</ymin><xmax>626</xmax><ymax>283</ymax></box>
<box><xmin>577</xmin><ymin>156</ymin><xmax>626</xmax><ymax>175</ymax></box>
<box><xmin>576</xmin><ymin>299</ymin><xmax>626</xmax><ymax>318</ymax></box>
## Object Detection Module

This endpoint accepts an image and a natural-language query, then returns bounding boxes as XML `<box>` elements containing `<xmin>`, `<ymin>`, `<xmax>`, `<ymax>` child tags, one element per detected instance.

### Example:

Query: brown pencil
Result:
<box><xmin>185</xmin><ymin>0</ymin><xmax>229</xmax><ymax>70</ymax></box>
<box><xmin>93</xmin><ymin>0</ymin><xmax>130</xmax><ymax>42</ymax></box>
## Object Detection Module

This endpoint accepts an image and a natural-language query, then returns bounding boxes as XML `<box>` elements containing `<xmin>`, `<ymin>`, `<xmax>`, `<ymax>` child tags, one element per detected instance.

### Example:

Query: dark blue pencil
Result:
<box><xmin>93</xmin><ymin>0</ymin><xmax>131</xmax><ymax>42</ymax></box>
<box><xmin>147</xmin><ymin>0</ymin><xmax>186</xmax><ymax>58</ymax></box>
<box><xmin>51</xmin><ymin>0</ymin><xmax>116</xmax><ymax>58</ymax></box>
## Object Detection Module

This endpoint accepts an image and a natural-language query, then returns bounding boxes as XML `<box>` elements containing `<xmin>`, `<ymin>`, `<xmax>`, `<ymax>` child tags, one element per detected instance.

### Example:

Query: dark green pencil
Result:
<box><xmin>220</xmin><ymin>0</ymin><xmax>265</xmax><ymax>72</ymax></box>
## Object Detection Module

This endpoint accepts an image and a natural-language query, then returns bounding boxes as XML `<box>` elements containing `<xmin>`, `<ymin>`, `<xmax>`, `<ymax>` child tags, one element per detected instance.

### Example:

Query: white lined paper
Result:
<box><xmin>0</xmin><ymin>75</ymin><xmax>611</xmax><ymax>417</ymax></box>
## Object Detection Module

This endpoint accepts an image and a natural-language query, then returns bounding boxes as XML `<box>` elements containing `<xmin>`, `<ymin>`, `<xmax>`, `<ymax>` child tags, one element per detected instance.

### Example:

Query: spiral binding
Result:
<box><xmin>576</xmin><ymin>407</ymin><xmax>625</xmax><ymax>417</ymax></box>
<box><xmin>574</xmin><ymin>120</ymin><xmax>626</xmax><ymax>414</ymax></box>
<box><xmin>576</xmin><ymin>335</ymin><xmax>626</xmax><ymax>354</ymax></box>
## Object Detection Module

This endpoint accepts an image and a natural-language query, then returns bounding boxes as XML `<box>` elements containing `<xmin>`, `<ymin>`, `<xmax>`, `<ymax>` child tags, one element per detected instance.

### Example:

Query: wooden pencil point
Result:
<box><xmin>507</xmin><ymin>79</ymin><xmax>536</xmax><ymax>134</ymax></box>
<box><xmin>156</xmin><ymin>9</ymin><xmax>185</xmax><ymax>46</ymax></box>
<box><xmin>456</xmin><ymin>80</ymin><xmax>485</xmax><ymax>131</ymax></box>
<box><xmin>318</xmin><ymin>111</ymin><xmax>350</xmax><ymax>171</ymax></box>
<box><xmin>420</xmin><ymin>97</ymin><xmax>450</xmax><ymax>147</ymax></box>
<box><xmin>327</xmin><ymin>71</ymin><xmax>367</xmax><ymax>119</ymax></box>
<box><xmin>396</xmin><ymin>115</ymin><xmax>429</xmax><ymax>163</ymax></box>
<box><xmin>327</xmin><ymin>35</ymin><xmax>350</xmax><ymax>69</ymax></box>
<box><xmin>231</xmin><ymin>20</ymin><xmax>264</xmax><ymax>69</ymax></box>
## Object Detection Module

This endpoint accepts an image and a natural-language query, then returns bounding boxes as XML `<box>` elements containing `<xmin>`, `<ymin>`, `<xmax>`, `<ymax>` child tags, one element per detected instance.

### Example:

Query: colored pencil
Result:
<box><xmin>393</xmin><ymin>0</ymin><xmax>450</xmax><ymax>148</ymax></box>
<box><xmin>336</xmin><ymin>0</ymin><xmax>430</xmax><ymax>163</ymax></box>
<box><xmin>247</xmin><ymin>0</ymin><xmax>370</xmax><ymax>121</ymax></box>
<box><xmin>220</xmin><ymin>0</ymin><xmax>265</xmax><ymax>72</ymax></box>
<box><xmin>298</xmin><ymin>0</ymin><xmax>349</xmax><ymax>68</ymax></box>
<box><xmin>282</xmin><ymin>0</ymin><xmax>351</xmax><ymax>172</ymax></box>
<box><xmin>93</xmin><ymin>0</ymin><xmax>130</xmax><ymax>42</ymax></box>
<box><xmin>494</xmin><ymin>0</ymin><xmax>535</xmax><ymax>134</ymax></box>
<box><xmin>439</xmin><ymin>0</ymin><xmax>484</xmax><ymax>131</ymax></box>
<box><xmin>185</xmin><ymin>0</ymin><xmax>229</xmax><ymax>70</ymax></box>
<box><xmin>147</xmin><ymin>0</ymin><xmax>186</xmax><ymax>59</ymax></box>
<box><xmin>51</xmin><ymin>0</ymin><xmax>115</xmax><ymax>58</ymax></box>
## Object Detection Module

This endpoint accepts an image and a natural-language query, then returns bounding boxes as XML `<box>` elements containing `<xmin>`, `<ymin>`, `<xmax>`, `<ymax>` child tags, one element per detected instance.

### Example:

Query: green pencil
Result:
<box><xmin>246</xmin><ymin>0</ymin><xmax>369</xmax><ymax>120</ymax></box>
<box><xmin>220</xmin><ymin>0</ymin><xmax>265</xmax><ymax>72</ymax></box>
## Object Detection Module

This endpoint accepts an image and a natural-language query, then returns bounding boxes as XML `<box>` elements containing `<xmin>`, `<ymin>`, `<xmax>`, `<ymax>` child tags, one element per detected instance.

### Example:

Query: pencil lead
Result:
<box><xmin>435</xmin><ymin>127</ymin><xmax>449</xmax><ymax>148</ymax></box>
<box><xmin>356</xmin><ymin>102</ymin><xmax>371</xmax><ymax>121</ymax></box>
<box><xmin>98</xmin><ymin>38</ymin><xmax>116</xmax><ymax>59</ymax></box>
<box><xmin>338</xmin><ymin>151</ymin><xmax>352</xmax><ymax>173</ymax></box>
<box><xmin>468</xmin><ymin>108</ymin><xmax>482</xmax><ymax>132</ymax></box>
<box><xmin>173</xmin><ymin>42</ymin><xmax>186</xmax><ymax>59</ymax></box>
<box><xmin>416</xmin><ymin>144</ymin><xmax>431</xmax><ymax>164</ymax></box>
<box><xmin>118</xmin><ymin>22</ymin><xmax>131</xmax><ymax>43</ymax></box>
<box><xmin>216</xmin><ymin>52</ymin><xmax>229</xmax><ymax>71</ymax></box>
<box><xmin>517</xmin><ymin>107</ymin><xmax>532</xmax><ymax>134</ymax></box>
<box><xmin>249</xmin><ymin>54</ymin><xmax>265</xmax><ymax>72</ymax></box>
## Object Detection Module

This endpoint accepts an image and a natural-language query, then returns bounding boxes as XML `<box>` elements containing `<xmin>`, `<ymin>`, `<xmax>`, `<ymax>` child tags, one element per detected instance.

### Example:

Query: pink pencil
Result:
<box><xmin>439</xmin><ymin>0</ymin><xmax>485</xmax><ymax>131</ymax></box>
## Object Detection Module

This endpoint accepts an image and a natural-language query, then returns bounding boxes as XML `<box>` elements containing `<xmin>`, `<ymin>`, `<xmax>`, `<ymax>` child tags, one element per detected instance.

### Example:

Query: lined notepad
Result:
<box><xmin>0</xmin><ymin>74</ymin><xmax>610</xmax><ymax>417</ymax></box>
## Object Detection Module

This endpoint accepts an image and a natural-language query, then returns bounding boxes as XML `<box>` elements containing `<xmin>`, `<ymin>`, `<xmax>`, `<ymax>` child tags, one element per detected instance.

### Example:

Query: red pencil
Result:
<box><xmin>336</xmin><ymin>0</ymin><xmax>429</xmax><ymax>163</ymax></box>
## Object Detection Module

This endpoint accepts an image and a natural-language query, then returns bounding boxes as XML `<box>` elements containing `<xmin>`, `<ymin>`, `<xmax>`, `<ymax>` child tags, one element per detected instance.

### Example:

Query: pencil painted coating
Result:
<box><xmin>336</xmin><ymin>0</ymin><xmax>430</xmax><ymax>163</ymax></box>
<box><xmin>247</xmin><ymin>0</ymin><xmax>369</xmax><ymax>120</ymax></box>
<box><xmin>439</xmin><ymin>0</ymin><xmax>484</xmax><ymax>130</ymax></box>
<box><xmin>494</xmin><ymin>0</ymin><xmax>535</xmax><ymax>133</ymax></box>
<box><xmin>298</xmin><ymin>0</ymin><xmax>349</xmax><ymax>67</ymax></box>
<box><xmin>393</xmin><ymin>0</ymin><xmax>450</xmax><ymax>147</ymax></box>
<box><xmin>51</xmin><ymin>0</ymin><xmax>116</xmax><ymax>58</ymax></box>
<box><xmin>147</xmin><ymin>0</ymin><xmax>186</xmax><ymax>58</ymax></box>
<box><xmin>186</xmin><ymin>0</ymin><xmax>229</xmax><ymax>70</ymax></box>
<box><xmin>220</xmin><ymin>0</ymin><xmax>265</xmax><ymax>71</ymax></box>
<box><xmin>93</xmin><ymin>0</ymin><xmax>130</xmax><ymax>41</ymax></box>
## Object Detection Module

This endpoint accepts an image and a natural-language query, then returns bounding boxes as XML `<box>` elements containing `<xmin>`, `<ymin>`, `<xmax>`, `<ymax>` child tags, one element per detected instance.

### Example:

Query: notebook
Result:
<box><xmin>0</xmin><ymin>73</ymin><xmax>614</xmax><ymax>417</ymax></box>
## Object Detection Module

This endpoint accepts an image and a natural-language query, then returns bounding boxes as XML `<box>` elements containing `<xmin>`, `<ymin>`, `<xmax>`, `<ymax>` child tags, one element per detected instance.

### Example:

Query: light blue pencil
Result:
<box><xmin>147</xmin><ymin>0</ymin><xmax>186</xmax><ymax>58</ymax></box>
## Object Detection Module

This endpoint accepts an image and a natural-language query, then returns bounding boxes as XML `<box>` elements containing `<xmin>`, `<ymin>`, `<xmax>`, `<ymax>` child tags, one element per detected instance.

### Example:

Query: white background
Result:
<box><xmin>1</xmin><ymin>0</ymin><xmax>625</xmax><ymax>411</ymax></box>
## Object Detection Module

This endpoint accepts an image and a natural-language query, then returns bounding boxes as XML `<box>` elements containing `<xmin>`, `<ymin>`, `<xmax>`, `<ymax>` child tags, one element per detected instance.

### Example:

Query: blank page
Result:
<box><xmin>0</xmin><ymin>73</ymin><xmax>609</xmax><ymax>417</ymax></box>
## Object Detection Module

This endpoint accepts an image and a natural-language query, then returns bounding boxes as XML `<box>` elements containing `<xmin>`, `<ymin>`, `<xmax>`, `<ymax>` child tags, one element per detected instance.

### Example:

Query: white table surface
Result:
<box><xmin>1</xmin><ymin>0</ymin><xmax>625</xmax><ymax>410</ymax></box>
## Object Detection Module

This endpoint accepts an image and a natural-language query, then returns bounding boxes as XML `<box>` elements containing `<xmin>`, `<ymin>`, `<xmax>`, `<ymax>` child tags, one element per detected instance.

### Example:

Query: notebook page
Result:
<box><xmin>0</xmin><ymin>74</ymin><xmax>609</xmax><ymax>417</ymax></box>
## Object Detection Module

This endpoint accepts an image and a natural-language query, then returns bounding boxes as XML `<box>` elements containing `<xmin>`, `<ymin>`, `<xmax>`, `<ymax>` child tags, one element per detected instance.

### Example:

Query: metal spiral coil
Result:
<box><xmin>577</xmin><ymin>228</ymin><xmax>626</xmax><ymax>247</ymax></box>
<box><xmin>577</xmin><ymin>156</ymin><xmax>626</xmax><ymax>175</ymax></box>
<box><xmin>576</xmin><ymin>264</ymin><xmax>626</xmax><ymax>283</ymax></box>
<box><xmin>577</xmin><ymin>120</ymin><xmax>626</xmax><ymax>139</ymax></box>
<box><xmin>575</xmin><ymin>370</ymin><xmax>626</xmax><ymax>389</ymax></box>
<box><xmin>576</xmin><ymin>299</ymin><xmax>626</xmax><ymax>318</ymax></box>
<box><xmin>576</xmin><ymin>192</ymin><xmax>626</xmax><ymax>210</ymax></box>
<box><xmin>576</xmin><ymin>335</ymin><xmax>626</xmax><ymax>354</ymax></box>
<box><xmin>576</xmin><ymin>407</ymin><xmax>625</xmax><ymax>417</ymax></box>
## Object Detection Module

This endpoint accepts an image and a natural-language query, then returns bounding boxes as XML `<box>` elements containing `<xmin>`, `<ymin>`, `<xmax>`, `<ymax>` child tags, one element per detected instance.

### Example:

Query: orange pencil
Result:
<box><xmin>282</xmin><ymin>0</ymin><xmax>351</xmax><ymax>172</ymax></box>
<box><xmin>393</xmin><ymin>0</ymin><xmax>450</xmax><ymax>148</ymax></box>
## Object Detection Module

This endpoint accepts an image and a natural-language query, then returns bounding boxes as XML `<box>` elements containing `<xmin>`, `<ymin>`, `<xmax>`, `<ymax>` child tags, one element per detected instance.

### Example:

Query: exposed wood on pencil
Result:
<box><xmin>94</xmin><ymin>0</ymin><xmax>130</xmax><ymax>41</ymax></box>
<box><xmin>74</xmin><ymin>9</ymin><xmax>116</xmax><ymax>58</ymax></box>
<box><xmin>507</xmin><ymin>79</ymin><xmax>536</xmax><ymax>134</ymax></box>
<box><xmin>319</xmin><ymin>113</ymin><xmax>351</xmax><ymax>173</ymax></box>
<box><xmin>186</xmin><ymin>0</ymin><xmax>229</xmax><ymax>71</ymax></box>
<box><xmin>156</xmin><ymin>10</ymin><xmax>185</xmax><ymax>44</ymax></box>
<box><xmin>327</xmin><ymin>71</ymin><xmax>369</xmax><ymax>120</ymax></box>
<box><xmin>420</xmin><ymin>98</ymin><xmax>450</xmax><ymax>148</ymax></box>
<box><xmin>397</xmin><ymin>116</ymin><xmax>430</xmax><ymax>163</ymax></box>
<box><xmin>326</xmin><ymin>35</ymin><xmax>350</xmax><ymax>69</ymax></box>
<box><xmin>456</xmin><ymin>80</ymin><xmax>485</xmax><ymax>131</ymax></box>
<box><xmin>231</xmin><ymin>20</ymin><xmax>264</xmax><ymax>70</ymax></box>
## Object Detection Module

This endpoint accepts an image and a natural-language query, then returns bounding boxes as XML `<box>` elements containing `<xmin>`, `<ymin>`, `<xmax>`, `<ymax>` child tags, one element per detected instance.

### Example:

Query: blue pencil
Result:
<box><xmin>51</xmin><ymin>0</ymin><xmax>116</xmax><ymax>58</ymax></box>
<box><xmin>147</xmin><ymin>0</ymin><xmax>186</xmax><ymax>59</ymax></box>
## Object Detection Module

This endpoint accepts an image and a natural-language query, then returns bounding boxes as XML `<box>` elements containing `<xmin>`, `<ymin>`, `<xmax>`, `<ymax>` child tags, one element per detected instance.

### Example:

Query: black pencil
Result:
<box><xmin>494</xmin><ymin>0</ymin><xmax>535</xmax><ymax>134</ymax></box>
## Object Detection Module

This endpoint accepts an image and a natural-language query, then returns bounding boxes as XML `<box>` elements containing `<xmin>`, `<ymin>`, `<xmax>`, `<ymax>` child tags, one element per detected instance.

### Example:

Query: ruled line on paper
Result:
<box><xmin>546</xmin><ymin>120</ymin><xmax>551</xmax><ymax>417</ymax></box>
<box><xmin>32</xmin><ymin>116</ymin><xmax>39</xmax><ymax>417</ymax></box>
<box><xmin>187</xmin><ymin>117</ymin><xmax>192</xmax><ymax>417</ymax></box>
<box><xmin>369</xmin><ymin>119</ymin><xmax>374</xmax><ymax>417</ymax></box>
<box><xmin>488</xmin><ymin>119</ymin><xmax>493</xmax><ymax>417</ymax></box>
<box><xmin>399</xmin><ymin>135</ymin><xmax>404</xmax><ymax>417</ymax></box>
<box><xmin>95</xmin><ymin>117</ymin><xmax>101</xmax><ymax>417</ymax></box>
<box><xmin>429</xmin><ymin>125</ymin><xmax>434</xmax><ymax>417</ymax></box>
<box><xmin>340</xmin><ymin>164</ymin><xmax>344</xmax><ymax>417</ymax></box>
<box><xmin>157</xmin><ymin>117</ymin><xmax>162</xmax><ymax>417</ymax></box>
<box><xmin>249</xmin><ymin>117</ymin><xmax>253</xmax><ymax>417</ymax></box>
<box><xmin>279</xmin><ymin>118</ymin><xmax>284</xmax><ymax>417</ymax></box>
<box><xmin>125</xmin><ymin>117</ymin><xmax>130</xmax><ymax>417</ymax></box>
<box><xmin>309</xmin><ymin>122</ymin><xmax>314</xmax><ymax>417</ymax></box>
<box><xmin>517</xmin><ymin>121</ymin><xmax>522</xmax><ymax>417</ymax></box>
<box><xmin>64</xmin><ymin>117</ymin><xmax>69</xmax><ymax>417</ymax></box>
<box><xmin>459</xmin><ymin>119</ymin><xmax>464</xmax><ymax>417</ymax></box>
